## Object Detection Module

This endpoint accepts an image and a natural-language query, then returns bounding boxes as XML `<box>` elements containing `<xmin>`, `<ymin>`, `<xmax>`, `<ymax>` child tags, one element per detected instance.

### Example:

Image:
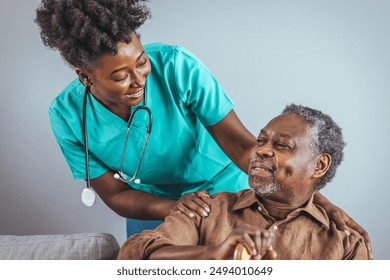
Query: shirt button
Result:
<box><xmin>257</xmin><ymin>206</ymin><xmax>262</xmax><ymax>211</ymax></box>
<box><xmin>273</xmin><ymin>225</ymin><xmax>278</xmax><ymax>230</ymax></box>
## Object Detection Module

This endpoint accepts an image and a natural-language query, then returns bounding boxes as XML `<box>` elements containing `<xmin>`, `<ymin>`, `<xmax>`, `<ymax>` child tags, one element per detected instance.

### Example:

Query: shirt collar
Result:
<box><xmin>230</xmin><ymin>190</ymin><xmax>259</xmax><ymax>212</ymax></box>
<box><xmin>230</xmin><ymin>190</ymin><xmax>330</xmax><ymax>229</ymax></box>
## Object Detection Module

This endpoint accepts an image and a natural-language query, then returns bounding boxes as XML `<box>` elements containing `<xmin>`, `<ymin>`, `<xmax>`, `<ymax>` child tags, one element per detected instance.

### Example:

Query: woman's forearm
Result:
<box><xmin>206</xmin><ymin>110</ymin><xmax>256</xmax><ymax>173</ymax></box>
<box><xmin>109</xmin><ymin>188</ymin><xmax>176</xmax><ymax>220</ymax></box>
<box><xmin>91</xmin><ymin>170</ymin><xmax>176</xmax><ymax>220</ymax></box>
<box><xmin>313</xmin><ymin>191</ymin><xmax>332</xmax><ymax>209</ymax></box>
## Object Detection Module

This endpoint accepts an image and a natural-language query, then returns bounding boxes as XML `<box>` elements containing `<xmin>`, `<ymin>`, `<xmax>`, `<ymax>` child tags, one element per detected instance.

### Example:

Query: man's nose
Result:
<box><xmin>255</xmin><ymin>144</ymin><xmax>274</xmax><ymax>158</ymax></box>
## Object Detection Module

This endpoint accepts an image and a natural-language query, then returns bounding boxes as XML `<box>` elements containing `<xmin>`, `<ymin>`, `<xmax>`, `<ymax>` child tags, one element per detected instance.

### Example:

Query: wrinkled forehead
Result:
<box><xmin>261</xmin><ymin>112</ymin><xmax>313</xmax><ymax>138</ymax></box>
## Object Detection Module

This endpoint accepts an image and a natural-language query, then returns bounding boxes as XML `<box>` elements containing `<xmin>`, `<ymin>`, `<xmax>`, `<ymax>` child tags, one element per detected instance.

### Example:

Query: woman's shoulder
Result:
<box><xmin>49</xmin><ymin>78</ymin><xmax>83</xmax><ymax>114</ymax></box>
<box><xmin>144</xmin><ymin>42</ymin><xmax>186</xmax><ymax>53</ymax></box>
<box><xmin>144</xmin><ymin>42</ymin><xmax>199</xmax><ymax>63</ymax></box>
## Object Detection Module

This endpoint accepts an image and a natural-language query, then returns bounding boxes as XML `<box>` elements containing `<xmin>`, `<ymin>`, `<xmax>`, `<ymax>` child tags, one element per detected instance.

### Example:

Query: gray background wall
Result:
<box><xmin>0</xmin><ymin>0</ymin><xmax>388</xmax><ymax>259</ymax></box>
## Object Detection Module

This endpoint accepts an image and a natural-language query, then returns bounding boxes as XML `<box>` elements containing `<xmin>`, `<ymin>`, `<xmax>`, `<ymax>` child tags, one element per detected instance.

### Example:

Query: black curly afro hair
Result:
<box><xmin>35</xmin><ymin>0</ymin><xmax>151</xmax><ymax>70</ymax></box>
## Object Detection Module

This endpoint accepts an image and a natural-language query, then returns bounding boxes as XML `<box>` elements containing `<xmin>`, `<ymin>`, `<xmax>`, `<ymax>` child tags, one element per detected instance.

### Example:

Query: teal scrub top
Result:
<box><xmin>49</xmin><ymin>43</ymin><xmax>249</xmax><ymax>200</ymax></box>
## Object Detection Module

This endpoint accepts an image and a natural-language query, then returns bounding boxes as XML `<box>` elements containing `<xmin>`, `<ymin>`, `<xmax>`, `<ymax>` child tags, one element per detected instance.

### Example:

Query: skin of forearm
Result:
<box><xmin>148</xmin><ymin>245</ymin><xmax>214</xmax><ymax>260</ymax></box>
<box><xmin>108</xmin><ymin>189</ymin><xmax>176</xmax><ymax>220</ymax></box>
<box><xmin>206</xmin><ymin>110</ymin><xmax>256</xmax><ymax>173</ymax></box>
<box><xmin>226</xmin><ymin>134</ymin><xmax>256</xmax><ymax>173</ymax></box>
<box><xmin>91</xmin><ymin>171</ymin><xmax>177</xmax><ymax>220</ymax></box>
<box><xmin>239</xmin><ymin>142</ymin><xmax>256</xmax><ymax>172</ymax></box>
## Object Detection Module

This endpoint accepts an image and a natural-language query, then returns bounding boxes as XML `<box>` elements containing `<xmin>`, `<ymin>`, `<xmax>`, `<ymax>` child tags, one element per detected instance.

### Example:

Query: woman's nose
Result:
<box><xmin>130</xmin><ymin>70</ymin><xmax>146</xmax><ymax>87</ymax></box>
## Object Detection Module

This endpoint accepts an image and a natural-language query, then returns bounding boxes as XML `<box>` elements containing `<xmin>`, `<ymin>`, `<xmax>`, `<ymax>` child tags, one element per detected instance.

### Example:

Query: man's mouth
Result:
<box><xmin>249</xmin><ymin>162</ymin><xmax>275</xmax><ymax>177</ymax></box>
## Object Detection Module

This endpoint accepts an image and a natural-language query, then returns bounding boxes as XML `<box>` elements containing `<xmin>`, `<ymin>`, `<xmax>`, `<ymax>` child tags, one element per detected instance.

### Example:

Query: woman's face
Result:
<box><xmin>80</xmin><ymin>33</ymin><xmax>152</xmax><ymax>117</ymax></box>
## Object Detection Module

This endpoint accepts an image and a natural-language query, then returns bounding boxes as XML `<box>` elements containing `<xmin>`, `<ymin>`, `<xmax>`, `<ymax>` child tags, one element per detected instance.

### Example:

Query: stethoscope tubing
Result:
<box><xmin>82</xmin><ymin>84</ymin><xmax>92</xmax><ymax>190</ymax></box>
<box><xmin>81</xmin><ymin>83</ymin><xmax>152</xmax><ymax>205</ymax></box>
<box><xmin>81</xmin><ymin>84</ymin><xmax>96</xmax><ymax>206</ymax></box>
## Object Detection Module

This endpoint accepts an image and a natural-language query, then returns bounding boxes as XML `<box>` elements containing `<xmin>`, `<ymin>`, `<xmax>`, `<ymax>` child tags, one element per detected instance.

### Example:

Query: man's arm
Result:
<box><xmin>117</xmin><ymin>211</ymin><xmax>201</xmax><ymax>259</ymax></box>
<box><xmin>148</xmin><ymin>225</ymin><xmax>275</xmax><ymax>260</ymax></box>
<box><xmin>148</xmin><ymin>246</ymin><xmax>212</xmax><ymax>260</ymax></box>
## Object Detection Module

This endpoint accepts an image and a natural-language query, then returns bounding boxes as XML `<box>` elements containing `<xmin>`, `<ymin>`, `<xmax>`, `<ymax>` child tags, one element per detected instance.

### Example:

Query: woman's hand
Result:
<box><xmin>314</xmin><ymin>192</ymin><xmax>373</xmax><ymax>259</ymax></box>
<box><xmin>174</xmin><ymin>191</ymin><xmax>212</xmax><ymax>219</ymax></box>
<box><xmin>209</xmin><ymin>224</ymin><xmax>275</xmax><ymax>260</ymax></box>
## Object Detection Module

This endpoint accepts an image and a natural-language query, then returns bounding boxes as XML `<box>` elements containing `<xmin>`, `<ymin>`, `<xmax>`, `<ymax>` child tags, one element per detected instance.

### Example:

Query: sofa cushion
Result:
<box><xmin>0</xmin><ymin>232</ymin><xmax>120</xmax><ymax>260</ymax></box>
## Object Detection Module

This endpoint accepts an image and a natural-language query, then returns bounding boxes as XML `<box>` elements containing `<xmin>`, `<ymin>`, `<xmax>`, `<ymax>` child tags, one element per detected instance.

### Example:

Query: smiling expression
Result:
<box><xmin>248</xmin><ymin>112</ymin><xmax>320</xmax><ymax>205</ymax></box>
<box><xmin>78</xmin><ymin>33</ymin><xmax>152</xmax><ymax>120</ymax></box>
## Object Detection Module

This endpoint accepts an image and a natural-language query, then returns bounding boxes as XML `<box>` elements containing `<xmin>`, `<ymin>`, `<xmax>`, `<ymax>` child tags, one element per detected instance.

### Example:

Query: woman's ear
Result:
<box><xmin>75</xmin><ymin>68</ymin><xmax>92</xmax><ymax>86</ymax></box>
<box><xmin>312</xmin><ymin>153</ymin><xmax>332</xmax><ymax>179</ymax></box>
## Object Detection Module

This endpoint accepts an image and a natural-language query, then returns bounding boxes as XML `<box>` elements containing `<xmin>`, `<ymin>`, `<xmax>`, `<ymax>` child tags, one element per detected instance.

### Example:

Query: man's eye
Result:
<box><xmin>276</xmin><ymin>142</ymin><xmax>289</xmax><ymax>149</ymax></box>
<box><xmin>257</xmin><ymin>139</ymin><xmax>266</xmax><ymax>145</ymax></box>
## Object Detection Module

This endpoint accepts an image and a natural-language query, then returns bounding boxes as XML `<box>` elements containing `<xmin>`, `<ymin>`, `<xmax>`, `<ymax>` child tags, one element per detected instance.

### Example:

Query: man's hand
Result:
<box><xmin>210</xmin><ymin>224</ymin><xmax>275</xmax><ymax>260</ymax></box>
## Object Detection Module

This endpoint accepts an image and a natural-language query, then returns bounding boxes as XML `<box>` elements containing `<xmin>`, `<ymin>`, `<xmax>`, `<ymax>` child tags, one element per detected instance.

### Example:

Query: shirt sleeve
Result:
<box><xmin>173</xmin><ymin>46</ymin><xmax>235</xmax><ymax>126</ymax></box>
<box><xmin>117</xmin><ymin>211</ymin><xmax>201</xmax><ymax>259</ymax></box>
<box><xmin>49</xmin><ymin>106</ymin><xmax>109</xmax><ymax>180</ymax></box>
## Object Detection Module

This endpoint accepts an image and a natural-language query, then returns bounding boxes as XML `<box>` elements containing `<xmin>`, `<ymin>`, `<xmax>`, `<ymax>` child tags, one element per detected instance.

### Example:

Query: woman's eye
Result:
<box><xmin>113</xmin><ymin>74</ymin><xmax>128</xmax><ymax>81</ymax></box>
<box><xmin>138</xmin><ymin>59</ymin><xmax>147</xmax><ymax>67</ymax></box>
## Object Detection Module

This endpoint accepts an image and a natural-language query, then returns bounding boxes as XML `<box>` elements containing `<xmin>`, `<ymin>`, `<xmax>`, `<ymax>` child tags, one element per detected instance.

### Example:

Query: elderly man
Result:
<box><xmin>118</xmin><ymin>104</ymin><xmax>370</xmax><ymax>260</ymax></box>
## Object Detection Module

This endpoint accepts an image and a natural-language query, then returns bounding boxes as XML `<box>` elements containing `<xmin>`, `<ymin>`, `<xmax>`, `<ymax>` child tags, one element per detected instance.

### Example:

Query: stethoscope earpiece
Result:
<box><xmin>134</xmin><ymin>178</ymin><xmax>141</xmax><ymax>184</ymax></box>
<box><xmin>113</xmin><ymin>172</ymin><xmax>141</xmax><ymax>184</ymax></box>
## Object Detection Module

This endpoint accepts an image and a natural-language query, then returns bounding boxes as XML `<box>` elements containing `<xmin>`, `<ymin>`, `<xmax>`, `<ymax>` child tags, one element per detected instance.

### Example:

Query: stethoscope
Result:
<box><xmin>81</xmin><ymin>83</ymin><xmax>153</xmax><ymax>206</ymax></box>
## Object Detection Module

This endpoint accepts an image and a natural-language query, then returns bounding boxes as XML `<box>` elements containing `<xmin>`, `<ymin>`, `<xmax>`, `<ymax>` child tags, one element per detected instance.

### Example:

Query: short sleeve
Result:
<box><xmin>49</xmin><ymin>106</ymin><xmax>109</xmax><ymax>180</ymax></box>
<box><xmin>173</xmin><ymin>47</ymin><xmax>235</xmax><ymax>126</ymax></box>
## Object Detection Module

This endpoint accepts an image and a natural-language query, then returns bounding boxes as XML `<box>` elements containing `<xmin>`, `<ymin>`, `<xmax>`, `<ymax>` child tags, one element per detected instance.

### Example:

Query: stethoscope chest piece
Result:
<box><xmin>81</xmin><ymin>187</ymin><xmax>96</xmax><ymax>207</ymax></box>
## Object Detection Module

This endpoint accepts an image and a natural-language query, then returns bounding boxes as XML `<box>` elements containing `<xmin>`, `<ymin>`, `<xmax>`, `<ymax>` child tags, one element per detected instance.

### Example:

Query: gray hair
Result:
<box><xmin>282</xmin><ymin>104</ymin><xmax>345</xmax><ymax>190</ymax></box>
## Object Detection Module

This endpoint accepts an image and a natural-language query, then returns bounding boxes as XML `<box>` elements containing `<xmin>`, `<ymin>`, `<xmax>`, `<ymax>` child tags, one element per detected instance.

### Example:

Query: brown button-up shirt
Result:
<box><xmin>118</xmin><ymin>190</ymin><xmax>370</xmax><ymax>260</ymax></box>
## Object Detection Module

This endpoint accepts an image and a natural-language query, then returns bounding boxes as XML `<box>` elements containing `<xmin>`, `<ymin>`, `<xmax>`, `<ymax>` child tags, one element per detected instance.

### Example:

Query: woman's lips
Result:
<box><xmin>125</xmin><ymin>88</ymin><xmax>144</xmax><ymax>99</ymax></box>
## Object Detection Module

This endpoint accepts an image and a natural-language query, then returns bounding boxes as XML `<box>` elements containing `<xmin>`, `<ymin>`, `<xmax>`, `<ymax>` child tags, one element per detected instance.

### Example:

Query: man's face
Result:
<box><xmin>248</xmin><ymin>112</ymin><xmax>319</xmax><ymax>206</ymax></box>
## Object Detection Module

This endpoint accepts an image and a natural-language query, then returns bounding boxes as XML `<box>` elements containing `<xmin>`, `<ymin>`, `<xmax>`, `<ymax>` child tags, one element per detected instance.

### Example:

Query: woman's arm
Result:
<box><xmin>94</xmin><ymin>111</ymin><xmax>253</xmax><ymax>220</ymax></box>
<box><xmin>170</xmin><ymin>110</ymin><xmax>255</xmax><ymax>217</ymax></box>
<box><xmin>92</xmin><ymin>170</ymin><xmax>211</xmax><ymax>219</ymax></box>
<box><xmin>206</xmin><ymin>109</ymin><xmax>256</xmax><ymax>172</ymax></box>
<box><xmin>91</xmin><ymin>170</ymin><xmax>176</xmax><ymax>220</ymax></box>
<box><xmin>313</xmin><ymin>192</ymin><xmax>373</xmax><ymax>259</ymax></box>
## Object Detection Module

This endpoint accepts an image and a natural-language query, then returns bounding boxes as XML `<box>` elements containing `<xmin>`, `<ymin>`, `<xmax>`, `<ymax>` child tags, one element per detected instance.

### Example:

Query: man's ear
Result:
<box><xmin>75</xmin><ymin>68</ymin><xmax>92</xmax><ymax>86</ymax></box>
<box><xmin>312</xmin><ymin>153</ymin><xmax>332</xmax><ymax>179</ymax></box>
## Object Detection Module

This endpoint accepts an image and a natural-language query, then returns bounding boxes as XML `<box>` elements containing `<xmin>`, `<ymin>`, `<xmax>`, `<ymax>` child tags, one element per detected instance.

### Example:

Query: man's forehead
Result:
<box><xmin>260</xmin><ymin>113</ymin><xmax>312</xmax><ymax>137</ymax></box>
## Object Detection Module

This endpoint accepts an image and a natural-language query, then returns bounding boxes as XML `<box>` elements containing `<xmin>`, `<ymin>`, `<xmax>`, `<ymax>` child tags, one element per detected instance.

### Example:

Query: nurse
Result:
<box><xmin>35</xmin><ymin>0</ymin><xmax>369</xmax><ymax>249</ymax></box>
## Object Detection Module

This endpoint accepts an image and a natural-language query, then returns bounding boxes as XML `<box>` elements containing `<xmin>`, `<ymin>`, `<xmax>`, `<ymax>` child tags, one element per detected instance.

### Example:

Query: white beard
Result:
<box><xmin>252</xmin><ymin>182</ymin><xmax>282</xmax><ymax>197</ymax></box>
